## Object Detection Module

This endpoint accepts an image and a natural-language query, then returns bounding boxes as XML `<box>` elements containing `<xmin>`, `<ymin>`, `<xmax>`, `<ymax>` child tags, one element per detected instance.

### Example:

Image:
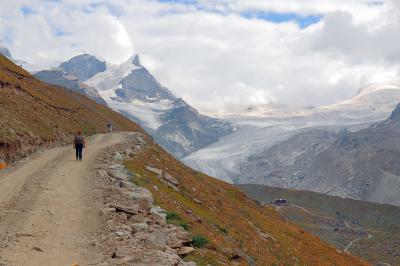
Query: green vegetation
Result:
<box><xmin>192</xmin><ymin>235</ymin><xmax>208</xmax><ymax>248</ymax></box>
<box><xmin>166</xmin><ymin>211</ymin><xmax>189</xmax><ymax>231</ymax></box>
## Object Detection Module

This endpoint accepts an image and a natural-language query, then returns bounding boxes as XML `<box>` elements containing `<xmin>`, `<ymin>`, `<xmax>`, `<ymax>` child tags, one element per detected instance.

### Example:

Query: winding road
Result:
<box><xmin>278</xmin><ymin>204</ymin><xmax>392</xmax><ymax>266</ymax></box>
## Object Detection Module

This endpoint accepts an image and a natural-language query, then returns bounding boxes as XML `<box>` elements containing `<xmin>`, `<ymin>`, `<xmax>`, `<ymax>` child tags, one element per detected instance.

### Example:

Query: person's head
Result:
<box><xmin>77</xmin><ymin>130</ymin><xmax>82</xmax><ymax>135</ymax></box>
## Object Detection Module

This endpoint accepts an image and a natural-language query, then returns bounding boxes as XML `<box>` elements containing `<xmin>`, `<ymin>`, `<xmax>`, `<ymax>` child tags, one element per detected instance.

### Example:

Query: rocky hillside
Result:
<box><xmin>123</xmin><ymin>133</ymin><xmax>368</xmax><ymax>265</ymax></box>
<box><xmin>34</xmin><ymin>54</ymin><xmax>107</xmax><ymax>104</ymax></box>
<box><xmin>0</xmin><ymin>54</ymin><xmax>141</xmax><ymax>161</ymax></box>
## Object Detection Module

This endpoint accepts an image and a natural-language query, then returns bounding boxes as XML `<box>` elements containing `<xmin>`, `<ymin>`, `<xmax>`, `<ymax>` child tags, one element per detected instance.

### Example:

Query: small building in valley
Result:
<box><xmin>274</xmin><ymin>198</ymin><xmax>288</xmax><ymax>206</ymax></box>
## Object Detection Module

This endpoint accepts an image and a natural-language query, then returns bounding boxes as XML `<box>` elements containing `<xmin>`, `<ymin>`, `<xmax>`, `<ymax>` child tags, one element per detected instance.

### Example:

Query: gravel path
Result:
<box><xmin>0</xmin><ymin>133</ymin><xmax>128</xmax><ymax>266</ymax></box>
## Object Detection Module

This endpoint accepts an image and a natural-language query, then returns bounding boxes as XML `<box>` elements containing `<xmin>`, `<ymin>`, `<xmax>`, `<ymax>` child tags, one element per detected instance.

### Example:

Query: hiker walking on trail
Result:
<box><xmin>107</xmin><ymin>122</ymin><xmax>113</xmax><ymax>133</ymax></box>
<box><xmin>74</xmin><ymin>131</ymin><xmax>85</xmax><ymax>161</ymax></box>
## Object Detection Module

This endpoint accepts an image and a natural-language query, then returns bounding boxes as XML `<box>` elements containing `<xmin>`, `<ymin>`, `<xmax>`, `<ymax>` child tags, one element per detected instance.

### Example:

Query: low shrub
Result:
<box><xmin>192</xmin><ymin>235</ymin><xmax>208</xmax><ymax>248</ymax></box>
<box><xmin>166</xmin><ymin>211</ymin><xmax>190</xmax><ymax>231</ymax></box>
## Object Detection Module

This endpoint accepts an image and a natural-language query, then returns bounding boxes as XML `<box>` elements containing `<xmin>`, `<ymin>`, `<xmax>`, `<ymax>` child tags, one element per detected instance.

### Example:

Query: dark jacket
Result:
<box><xmin>74</xmin><ymin>134</ymin><xmax>85</xmax><ymax>148</ymax></box>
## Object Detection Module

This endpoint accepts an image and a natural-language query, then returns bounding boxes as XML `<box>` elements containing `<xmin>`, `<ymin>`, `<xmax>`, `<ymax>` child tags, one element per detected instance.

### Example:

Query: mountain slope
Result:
<box><xmin>34</xmin><ymin>54</ymin><xmax>107</xmax><ymax>104</ymax></box>
<box><xmin>184</xmin><ymin>82</ymin><xmax>400</xmax><ymax>183</ymax></box>
<box><xmin>238</xmin><ymin>184</ymin><xmax>400</xmax><ymax>265</ymax></box>
<box><xmin>0</xmin><ymin>54</ymin><xmax>141</xmax><ymax>161</ymax></box>
<box><xmin>237</xmin><ymin>103</ymin><xmax>400</xmax><ymax>206</ymax></box>
<box><xmin>124</xmin><ymin>134</ymin><xmax>368</xmax><ymax>265</ymax></box>
<box><xmin>86</xmin><ymin>55</ymin><xmax>233</xmax><ymax>158</ymax></box>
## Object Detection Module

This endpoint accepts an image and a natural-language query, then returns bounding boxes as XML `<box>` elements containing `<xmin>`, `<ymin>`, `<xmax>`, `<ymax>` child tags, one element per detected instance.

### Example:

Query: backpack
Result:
<box><xmin>75</xmin><ymin>135</ymin><xmax>84</xmax><ymax>145</ymax></box>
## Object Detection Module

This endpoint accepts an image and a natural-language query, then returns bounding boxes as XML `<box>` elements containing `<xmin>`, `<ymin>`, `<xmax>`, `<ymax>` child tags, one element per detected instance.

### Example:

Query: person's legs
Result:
<box><xmin>78</xmin><ymin>145</ymin><xmax>83</xmax><ymax>161</ymax></box>
<box><xmin>76</xmin><ymin>144</ymin><xmax>83</xmax><ymax>161</ymax></box>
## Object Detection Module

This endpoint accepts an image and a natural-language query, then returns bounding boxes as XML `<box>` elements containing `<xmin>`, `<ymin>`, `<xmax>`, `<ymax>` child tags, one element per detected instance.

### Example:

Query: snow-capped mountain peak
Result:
<box><xmin>86</xmin><ymin>54</ymin><xmax>233</xmax><ymax>157</ymax></box>
<box><xmin>131</xmin><ymin>54</ymin><xmax>141</xmax><ymax>67</ymax></box>
<box><xmin>355</xmin><ymin>81</ymin><xmax>400</xmax><ymax>96</ymax></box>
<box><xmin>86</xmin><ymin>55</ymin><xmax>141</xmax><ymax>92</ymax></box>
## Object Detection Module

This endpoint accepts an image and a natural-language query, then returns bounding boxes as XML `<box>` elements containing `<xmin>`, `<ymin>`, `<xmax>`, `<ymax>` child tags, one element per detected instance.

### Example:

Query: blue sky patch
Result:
<box><xmin>20</xmin><ymin>6</ymin><xmax>34</xmax><ymax>15</ymax></box>
<box><xmin>241</xmin><ymin>11</ymin><xmax>323</xmax><ymax>28</ymax></box>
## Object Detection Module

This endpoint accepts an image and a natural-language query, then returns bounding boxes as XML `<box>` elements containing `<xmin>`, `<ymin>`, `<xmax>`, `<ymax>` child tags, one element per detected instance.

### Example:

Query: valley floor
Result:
<box><xmin>0</xmin><ymin>133</ymin><xmax>128</xmax><ymax>265</ymax></box>
<box><xmin>276</xmin><ymin>204</ymin><xmax>399</xmax><ymax>266</ymax></box>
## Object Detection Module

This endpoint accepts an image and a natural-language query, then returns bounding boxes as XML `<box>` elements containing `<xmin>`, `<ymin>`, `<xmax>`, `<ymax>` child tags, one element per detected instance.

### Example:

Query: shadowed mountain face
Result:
<box><xmin>59</xmin><ymin>54</ymin><xmax>106</xmax><ymax>81</ymax></box>
<box><xmin>154</xmin><ymin>98</ymin><xmax>233</xmax><ymax>158</ymax></box>
<box><xmin>0</xmin><ymin>46</ymin><xmax>11</xmax><ymax>59</ymax></box>
<box><xmin>115</xmin><ymin>65</ymin><xmax>176</xmax><ymax>103</ymax></box>
<box><xmin>34</xmin><ymin>54</ymin><xmax>107</xmax><ymax>105</ymax></box>
<box><xmin>86</xmin><ymin>55</ymin><xmax>233</xmax><ymax>158</ymax></box>
<box><xmin>240</xmin><ymin>103</ymin><xmax>400</xmax><ymax>206</ymax></box>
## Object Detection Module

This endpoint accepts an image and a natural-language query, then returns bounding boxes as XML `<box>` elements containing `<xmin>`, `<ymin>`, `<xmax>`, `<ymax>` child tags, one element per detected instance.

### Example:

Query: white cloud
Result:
<box><xmin>0</xmin><ymin>0</ymin><xmax>399</xmax><ymax>114</ymax></box>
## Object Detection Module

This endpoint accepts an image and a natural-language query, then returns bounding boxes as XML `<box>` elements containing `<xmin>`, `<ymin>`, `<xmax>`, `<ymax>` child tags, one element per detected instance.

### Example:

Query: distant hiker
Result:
<box><xmin>107</xmin><ymin>122</ymin><xmax>113</xmax><ymax>133</ymax></box>
<box><xmin>74</xmin><ymin>131</ymin><xmax>85</xmax><ymax>161</ymax></box>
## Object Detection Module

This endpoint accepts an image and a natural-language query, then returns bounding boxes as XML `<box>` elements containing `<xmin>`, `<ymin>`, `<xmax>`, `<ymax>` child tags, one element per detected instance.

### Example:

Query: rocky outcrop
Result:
<box><xmin>92</xmin><ymin>134</ymin><xmax>196</xmax><ymax>265</ymax></box>
<box><xmin>145</xmin><ymin>165</ymin><xmax>180</xmax><ymax>191</ymax></box>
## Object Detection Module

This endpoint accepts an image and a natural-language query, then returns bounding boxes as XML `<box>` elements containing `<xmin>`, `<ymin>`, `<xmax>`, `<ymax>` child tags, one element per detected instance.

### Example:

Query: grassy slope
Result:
<box><xmin>0</xmin><ymin>55</ymin><xmax>142</xmax><ymax>161</ymax></box>
<box><xmin>237</xmin><ymin>184</ymin><xmax>400</xmax><ymax>232</ymax></box>
<box><xmin>125</xmin><ymin>140</ymin><xmax>369</xmax><ymax>266</ymax></box>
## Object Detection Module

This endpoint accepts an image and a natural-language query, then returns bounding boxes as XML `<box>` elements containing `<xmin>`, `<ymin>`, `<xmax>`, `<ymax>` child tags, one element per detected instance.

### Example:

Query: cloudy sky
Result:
<box><xmin>1</xmin><ymin>0</ymin><xmax>399</xmax><ymax>115</ymax></box>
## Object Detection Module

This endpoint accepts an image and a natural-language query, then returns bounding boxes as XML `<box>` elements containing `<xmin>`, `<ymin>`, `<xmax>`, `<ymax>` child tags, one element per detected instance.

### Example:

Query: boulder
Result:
<box><xmin>131</xmin><ymin>222</ymin><xmax>148</xmax><ymax>233</ymax></box>
<box><xmin>113</xmin><ymin>152</ymin><xmax>124</xmax><ymax>161</ymax></box>
<box><xmin>151</xmin><ymin>206</ymin><xmax>167</xmax><ymax>219</ymax></box>
<box><xmin>109</xmin><ymin>164</ymin><xmax>125</xmax><ymax>171</ymax></box>
<box><xmin>179</xmin><ymin>262</ymin><xmax>197</xmax><ymax>266</ymax></box>
<box><xmin>163</xmin><ymin>173</ymin><xmax>179</xmax><ymax>187</ymax></box>
<box><xmin>177</xmin><ymin>247</ymin><xmax>195</xmax><ymax>256</ymax></box>
<box><xmin>145</xmin><ymin>229</ymin><xmax>167</xmax><ymax>251</ymax></box>
<box><xmin>166</xmin><ymin>227</ymin><xmax>191</xmax><ymax>248</ymax></box>
<box><xmin>146</xmin><ymin>166</ymin><xmax>162</xmax><ymax>176</ymax></box>
<box><xmin>112</xmin><ymin>204</ymin><xmax>139</xmax><ymax>215</ymax></box>
<box><xmin>124</xmin><ymin>149</ymin><xmax>134</xmax><ymax>156</ymax></box>
<box><xmin>124</xmin><ymin>187</ymin><xmax>154</xmax><ymax>212</ymax></box>
<box><xmin>115</xmin><ymin>231</ymin><xmax>129</xmax><ymax>237</ymax></box>
<box><xmin>192</xmin><ymin>198</ymin><xmax>203</xmax><ymax>204</ymax></box>
<box><xmin>222</xmin><ymin>248</ymin><xmax>243</xmax><ymax>260</ymax></box>
<box><xmin>108</xmin><ymin>170</ymin><xmax>130</xmax><ymax>181</ymax></box>
<box><xmin>162</xmin><ymin>180</ymin><xmax>179</xmax><ymax>192</ymax></box>
<box><xmin>118</xmin><ymin>180</ymin><xmax>136</xmax><ymax>190</ymax></box>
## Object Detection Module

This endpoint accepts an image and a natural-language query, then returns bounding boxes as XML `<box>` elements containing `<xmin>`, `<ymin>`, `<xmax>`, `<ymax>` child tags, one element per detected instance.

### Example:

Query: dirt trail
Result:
<box><xmin>0</xmin><ymin>133</ymin><xmax>128</xmax><ymax>266</ymax></box>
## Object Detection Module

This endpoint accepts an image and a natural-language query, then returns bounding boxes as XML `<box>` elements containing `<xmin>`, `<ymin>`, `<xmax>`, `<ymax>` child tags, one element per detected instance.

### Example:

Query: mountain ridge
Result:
<box><xmin>34</xmin><ymin>54</ymin><xmax>107</xmax><ymax>104</ymax></box>
<box><xmin>185</xmin><ymin>81</ymin><xmax>400</xmax><ymax>189</ymax></box>
<box><xmin>86</xmin><ymin>54</ymin><xmax>233</xmax><ymax>158</ymax></box>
